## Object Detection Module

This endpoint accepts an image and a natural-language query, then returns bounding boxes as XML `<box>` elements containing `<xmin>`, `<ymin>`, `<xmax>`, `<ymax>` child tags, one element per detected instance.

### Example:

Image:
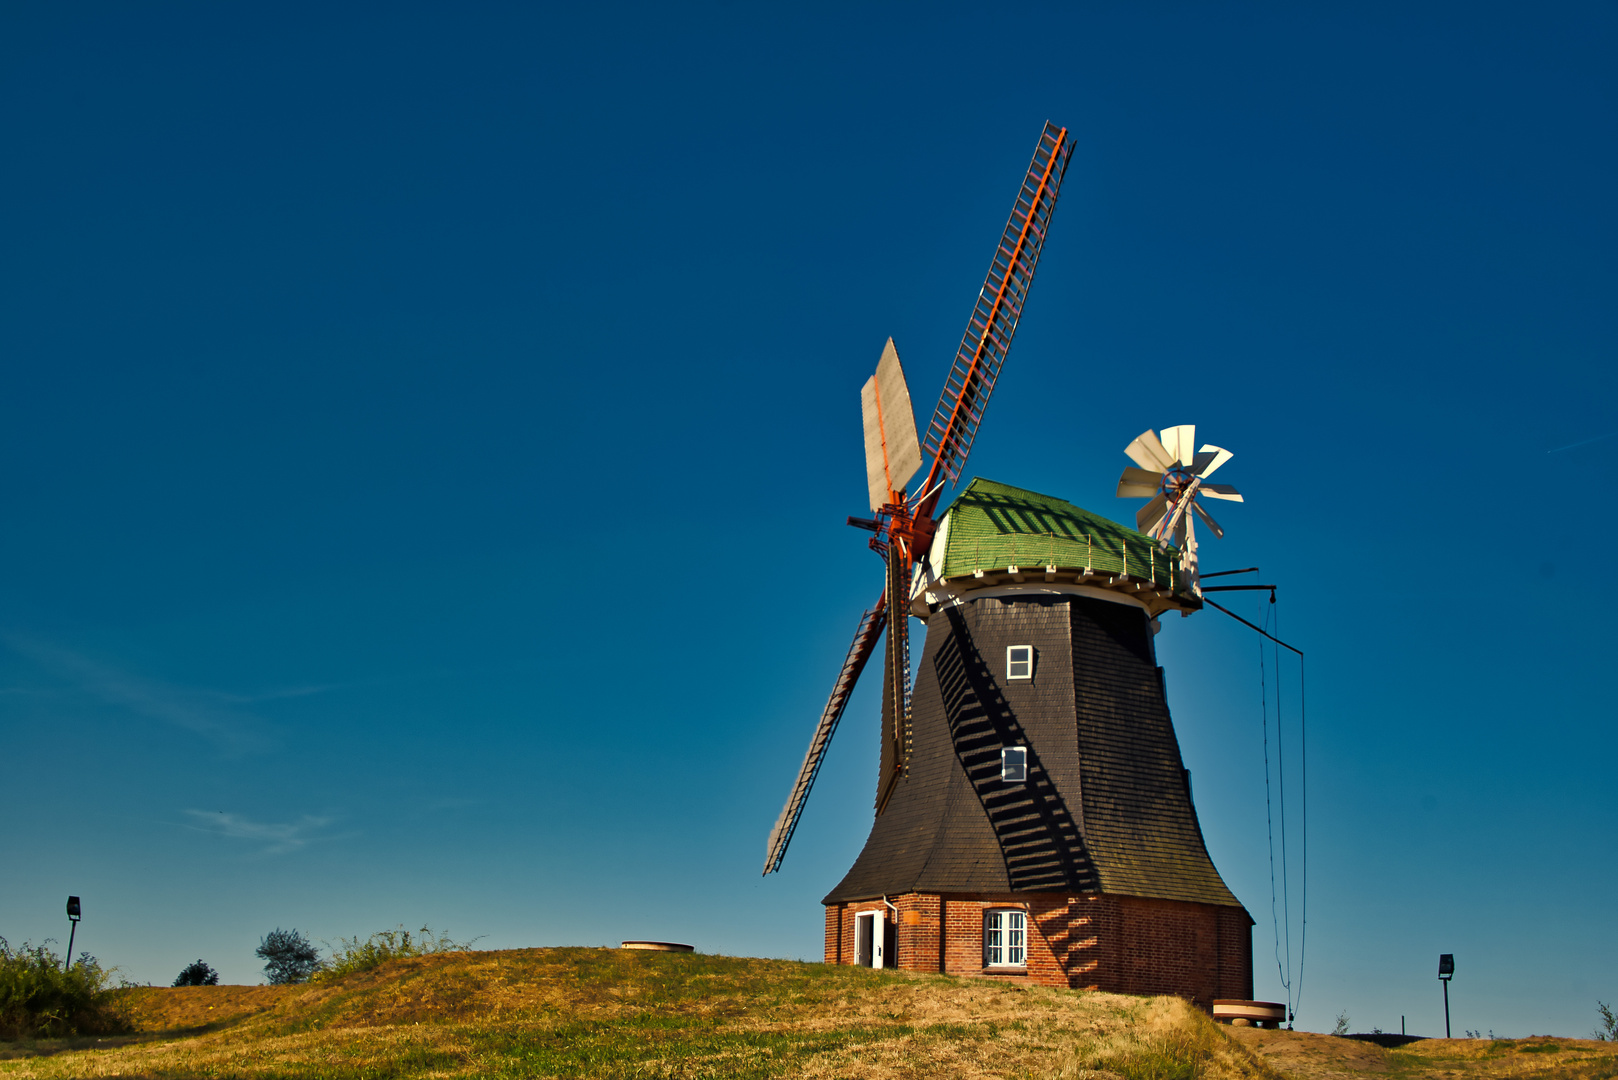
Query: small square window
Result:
<box><xmin>1006</xmin><ymin>645</ymin><xmax>1033</xmax><ymax>680</ymax></box>
<box><xmin>984</xmin><ymin>908</ymin><xmax>1026</xmax><ymax>967</ymax></box>
<box><xmin>1001</xmin><ymin>746</ymin><xmax>1027</xmax><ymax>783</ymax></box>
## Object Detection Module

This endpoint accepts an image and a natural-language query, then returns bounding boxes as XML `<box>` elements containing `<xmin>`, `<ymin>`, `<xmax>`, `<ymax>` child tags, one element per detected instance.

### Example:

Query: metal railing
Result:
<box><xmin>946</xmin><ymin>532</ymin><xmax>1185</xmax><ymax>594</ymax></box>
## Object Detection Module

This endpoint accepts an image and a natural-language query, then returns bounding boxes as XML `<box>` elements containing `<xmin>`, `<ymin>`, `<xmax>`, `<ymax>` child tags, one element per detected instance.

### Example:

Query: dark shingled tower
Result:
<box><xmin>820</xmin><ymin>479</ymin><xmax>1253</xmax><ymax>1001</ymax></box>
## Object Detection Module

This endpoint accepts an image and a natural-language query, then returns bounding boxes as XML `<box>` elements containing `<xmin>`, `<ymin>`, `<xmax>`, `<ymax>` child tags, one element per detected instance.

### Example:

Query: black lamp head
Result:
<box><xmin>66</xmin><ymin>896</ymin><xmax>81</xmax><ymax>920</ymax></box>
<box><xmin>1438</xmin><ymin>953</ymin><xmax>1454</xmax><ymax>977</ymax></box>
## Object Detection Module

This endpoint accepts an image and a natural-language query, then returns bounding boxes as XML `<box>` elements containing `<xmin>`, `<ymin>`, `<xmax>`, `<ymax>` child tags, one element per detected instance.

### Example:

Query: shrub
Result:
<box><xmin>1596</xmin><ymin>1000</ymin><xmax>1617</xmax><ymax>1041</ymax></box>
<box><xmin>256</xmin><ymin>928</ymin><xmax>322</xmax><ymax>985</ymax></box>
<box><xmin>172</xmin><ymin>960</ymin><xmax>219</xmax><ymax>987</ymax></box>
<box><xmin>1332</xmin><ymin>1011</ymin><xmax>1350</xmax><ymax>1036</ymax></box>
<box><xmin>316</xmin><ymin>925</ymin><xmax>473</xmax><ymax>981</ymax></box>
<box><xmin>0</xmin><ymin>937</ymin><xmax>126</xmax><ymax>1038</ymax></box>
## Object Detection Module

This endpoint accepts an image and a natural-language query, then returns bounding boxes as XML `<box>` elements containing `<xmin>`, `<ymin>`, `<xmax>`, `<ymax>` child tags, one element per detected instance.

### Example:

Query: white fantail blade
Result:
<box><xmin>1160</xmin><ymin>425</ymin><xmax>1197</xmax><ymax>468</ymax></box>
<box><xmin>1199</xmin><ymin>483</ymin><xmax>1244</xmax><ymax>502</ymax></box>
<box><xmin>1191</xmin><ymin>498</ymin><xmax>1225</xmax><ymax>539</ymax></box>
<box><xmin>1116</xmin><ymin>465</ymin><xmax>1163</xmax><ymax>499</ymax></box>
<box><xmin>1124</xmin><ymin>429</ymin><xmax>1175</xmax><ymax>473</ymax></box>
<box><xmin>1136</xmin><ymin>492</ymin><xmax>1168</xmax><ymax>534</ymax></box>
<box><xmin>1195</xmin><ymin>444</ymin><xmax>1234</xmax><ymax>479</ymax></box>
<box><xmin>860</xmin><ymin>338</ymin><xmax>924</xmax><ymax>513</ymax></box>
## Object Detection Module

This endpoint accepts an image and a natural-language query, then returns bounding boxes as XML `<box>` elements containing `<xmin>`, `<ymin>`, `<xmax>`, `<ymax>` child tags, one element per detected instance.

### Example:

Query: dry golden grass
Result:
<box><xmin>0</xmin><ymin>948</ymin><xmax>1278</xmax><ymax>1079</ymax></box>
<box><xmin>121</xmin><ymin>985</ymin><xmax>291</xmax><ymax>1033</ymax></box>
<box><xmin>3</xmin><ymin>948</ymin><xmax>1608</xmax><ymax>1079</ymax></box>
<box><xmin>1230</xmin><ymin>1027</ymin><xmax>1618</xmax><ymax>1080</ymax></box>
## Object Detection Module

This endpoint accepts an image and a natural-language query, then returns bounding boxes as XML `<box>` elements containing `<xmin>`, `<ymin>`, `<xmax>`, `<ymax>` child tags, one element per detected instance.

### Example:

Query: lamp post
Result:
<box><xmin>64</xmin><ymin>896</ymin><xmax>81</xmax><ymax>972</ymax></box>
<box><xmin>1438</xmin><ymin>953</ymin><xmax>1454</xmax><ymax>1038</ymax></box>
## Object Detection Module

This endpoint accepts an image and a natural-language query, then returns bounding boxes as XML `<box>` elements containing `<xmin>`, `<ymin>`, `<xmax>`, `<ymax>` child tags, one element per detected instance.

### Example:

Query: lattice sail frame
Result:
<box><xmin>762</xmin><ymin>595</ymin><xmax>887</xmax><ymax>876</ymax></box>
<box><xmin>921</xmin><ymin>122</ymin><xmax>1074</xmax><ymax>490</ymax></box>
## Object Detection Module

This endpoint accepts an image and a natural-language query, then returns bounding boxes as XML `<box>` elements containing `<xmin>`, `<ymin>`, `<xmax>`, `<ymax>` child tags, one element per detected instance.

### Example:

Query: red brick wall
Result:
<box><xmin>1219</xmin><ymin>902</ymin><xmax>1254</xmax><ymax>1001</ymax></box>
<box><xmin>941</xmin><ymin>892</ymin><xmax>1075</xmax><ymax>984</ymax></box>
<box><xmin>1099</xmin><ymin>895</ymin><xmax>1252</xmax><ymax>1006</ymax></box>
<box><xmin>826</xmin><ymin>899</ymin><xmax>892</xmax><ymax>968</ymax></box>
<box><xmin>894</xmin><ymin>893</ymin><xmax>941</xmax><ymax>972</ymax></box>
<box><xmin>825</xmin><ymin>891</ymin><xmax>1251</xmax><ymax>1004</ymax></box>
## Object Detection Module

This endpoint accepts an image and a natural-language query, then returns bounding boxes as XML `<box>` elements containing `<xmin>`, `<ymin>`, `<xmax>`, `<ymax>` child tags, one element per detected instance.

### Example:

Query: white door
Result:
<box><xmin>855</xmin><ymin>912</ymin><xmax>874</xmax><ymax>967</ymax></box>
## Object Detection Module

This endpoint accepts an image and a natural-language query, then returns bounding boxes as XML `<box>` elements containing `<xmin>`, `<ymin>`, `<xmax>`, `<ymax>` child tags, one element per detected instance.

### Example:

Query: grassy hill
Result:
<box><xmin>0</xmin><ymin>948</ymin><xmax>1612</xmax><ymax>1079</ymax></box>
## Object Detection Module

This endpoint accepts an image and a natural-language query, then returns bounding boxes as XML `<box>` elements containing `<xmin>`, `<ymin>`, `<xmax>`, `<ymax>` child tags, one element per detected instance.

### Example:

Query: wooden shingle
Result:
<box><xmin>825</xmin><ymin>592</ymin><xmax>1242</xmax><ymax>911</ymax></box>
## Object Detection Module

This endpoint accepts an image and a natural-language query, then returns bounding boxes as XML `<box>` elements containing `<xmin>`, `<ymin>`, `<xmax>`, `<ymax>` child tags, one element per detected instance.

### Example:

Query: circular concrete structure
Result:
<box><xmin>1212</xmin><ymin>1000</ymin><xmax>1287</xmax><ymax>1028</ymax></box>
<box><xmin>620</xmin><ymin>941</ymin><xmax>694</xmax><ymax>952</ymax></box>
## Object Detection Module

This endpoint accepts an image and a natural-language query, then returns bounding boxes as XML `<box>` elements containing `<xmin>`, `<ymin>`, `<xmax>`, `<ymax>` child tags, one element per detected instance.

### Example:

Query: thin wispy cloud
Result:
<box><xmin>236</xmin><ymin>684</ymin><xmax>344</xmax><ymax>703</ymax></box>
<box><xmin>1</xmin><ymin>633</ymin><xmax>276</xmax><ymax>754</ymax></box>
<box><xmin>184</xmin><ymin>810</ymin><xmax>336</xmax><ymax>855</ymax></box>
<box><xmin>1547</xmin><ymin>431</ymin><xmax>1618</xmax><ymax>454</ymax></box>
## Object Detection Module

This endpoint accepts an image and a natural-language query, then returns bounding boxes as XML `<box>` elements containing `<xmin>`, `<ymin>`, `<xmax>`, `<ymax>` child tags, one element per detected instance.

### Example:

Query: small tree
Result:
<box><xmin>255</xmin><ymin>929</ymin><xmax>321</xmax><ymax>985</ymax></box>
<box><xmin>1331</xmin><ymin>1011</ymin><xmax>1350</xmax><ymax>1037</ymax></box>
<box><xmin>1596</xmin><ymin>1001</ymin><xmax>1617</xmax><ymax>1042</ymax></box>
<box><xmin>172</xmin><ymin>960</ymin><xmax>219</xmax><ymax>987</ymax></box>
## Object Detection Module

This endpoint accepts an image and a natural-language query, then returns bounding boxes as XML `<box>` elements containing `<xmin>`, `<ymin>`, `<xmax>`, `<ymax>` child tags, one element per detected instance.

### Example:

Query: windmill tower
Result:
<box><xmin>764</xmin><ymin>123</ymin><xmax>1254</xmax><ymax>1004</ymax></box>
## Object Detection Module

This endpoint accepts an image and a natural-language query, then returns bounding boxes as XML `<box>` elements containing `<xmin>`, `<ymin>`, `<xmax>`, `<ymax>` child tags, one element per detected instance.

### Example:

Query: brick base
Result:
<box><xmin>825</xmin><ymin>892</ymin><xmax>1251</xmax><ymax>1005</ymax></box>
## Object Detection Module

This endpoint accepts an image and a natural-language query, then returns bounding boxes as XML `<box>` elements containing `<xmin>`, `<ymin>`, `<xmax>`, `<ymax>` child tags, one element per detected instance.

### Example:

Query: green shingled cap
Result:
<box><xmin>939</xmin><ymin>477</ymin><xmax>1189</xmax><ymax>596</ymax></box>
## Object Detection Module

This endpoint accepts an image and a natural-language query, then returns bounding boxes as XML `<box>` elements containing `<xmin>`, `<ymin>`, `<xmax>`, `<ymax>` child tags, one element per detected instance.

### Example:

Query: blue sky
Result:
<box><xmin>2</xmin><ymin>1</ymin><xmax>1614</xmax><ymax>1039</ymax></box>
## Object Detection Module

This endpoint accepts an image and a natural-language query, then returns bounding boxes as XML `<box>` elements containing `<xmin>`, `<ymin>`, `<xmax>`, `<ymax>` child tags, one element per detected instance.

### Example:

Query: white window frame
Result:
<box><xmin>1006</xmin><ymin>645</ymin><xmax>1033</xmax><ymax>680</ymax></box>
<box><xmin>1001</xmin><ymin>746</ymin><xmax>1027</xmax><ymax>783</ymax></box>
<box><xmin>983</xmin><ymin>908</ymin><xmax>1026</xmax><ymax>968</ymax></box>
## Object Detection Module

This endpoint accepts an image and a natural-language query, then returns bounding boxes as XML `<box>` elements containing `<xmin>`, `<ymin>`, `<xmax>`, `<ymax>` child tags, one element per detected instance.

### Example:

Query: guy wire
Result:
<box><xmin>1297</xmin><ymin>647</ymin><xmax>1308</xmax><ymax>1017</ymax></box>
<box><xmin>1259</xmin><ymin>601</ymin><xmax>1290</xmax><ymax>1006</ymax></box>
<box><xmin>1274</xmin><ymin>598</ymin><xmax>1293</xmax><ymax>1023</ymax></box>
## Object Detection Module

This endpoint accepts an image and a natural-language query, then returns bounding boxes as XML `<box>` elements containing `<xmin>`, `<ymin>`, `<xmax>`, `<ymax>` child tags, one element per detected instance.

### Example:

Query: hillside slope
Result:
<box><xmin>1</xmin><ymin>949</ymin><xmax>1612</xmax><ymax>1079</ymax></box>
<box><xmin>0</xmin><ymin>947</ymin><xmax>1273</xmax><ymax>1079</ymax></box>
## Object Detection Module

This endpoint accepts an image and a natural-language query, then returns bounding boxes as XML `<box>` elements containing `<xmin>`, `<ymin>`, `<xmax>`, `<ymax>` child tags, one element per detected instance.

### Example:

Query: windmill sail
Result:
<box><xmin>861</xmin><ymin>339</ymin><xmax>923</xmax><ymax>513</ymax></box>
<box><xmin>762</xmin><ymin>595</ymin><xmax>888</xmax><ymax>875</ymax></box>
<box><xmin>875</xmin><ymin>539</ymin><xmax>912</xmax><ymax>813</ymax></box>
<box><xmin>920</xmin><ymin>122</ymin><xmax>1074</xmax><ymax>495</ymax></box>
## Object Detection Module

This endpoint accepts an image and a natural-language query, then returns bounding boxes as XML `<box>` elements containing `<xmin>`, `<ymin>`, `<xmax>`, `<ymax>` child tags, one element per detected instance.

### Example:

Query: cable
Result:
<box><xmin>1205</xmin><ymin>584</ymin><xmax>1307</xmax><ymax>1023</ymax></box>
<box><xmin>1275</xmin><ymin>599</ymin><xmax>1293</xmax><ymax>1024</ymax></box>
<box><xmin>1258</xmin><ymin>603</ymin><xmax>1289</xmax><ymax>1009</ymax></box>
<box><xmin>1297</xmin><ymin>650</ymin><xmax>1308</xmax><ymax>1018</ymax></box>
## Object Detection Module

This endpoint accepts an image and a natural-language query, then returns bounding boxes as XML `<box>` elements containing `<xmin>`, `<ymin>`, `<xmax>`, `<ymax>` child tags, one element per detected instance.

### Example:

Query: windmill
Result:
<box><xmin>763</xmin><ymin>122</ymin><xmax>1254</xmax><ymax>1004</ymax></box>
<box><xmin>763</xmin><ymin>121</ymin><xmax>1075</xmax><ymax>875</ymax></box>
<box><xmin>1115</xmin><ymin>425</ymin><xmax>1244</xmax><ymax>591</ymax></box>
